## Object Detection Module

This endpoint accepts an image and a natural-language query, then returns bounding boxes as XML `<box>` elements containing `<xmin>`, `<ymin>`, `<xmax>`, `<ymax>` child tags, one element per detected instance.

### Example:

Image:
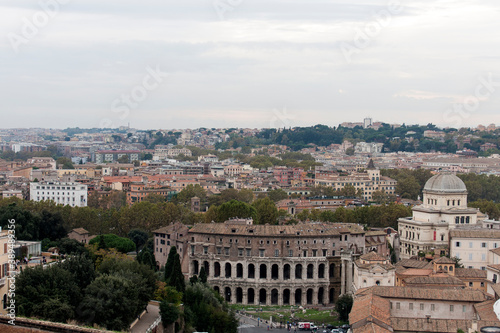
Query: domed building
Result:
<box><xmin>398</xmin><ymin>172</ymin><xmax>479</xmax><ymax>259</ymax></box>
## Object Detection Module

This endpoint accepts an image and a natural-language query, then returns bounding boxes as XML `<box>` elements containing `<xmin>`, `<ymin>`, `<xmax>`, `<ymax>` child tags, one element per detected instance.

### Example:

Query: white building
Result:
<box><xmin>30</xmin><ymin>181</ymin><xmax>88</xmax><ymax>207</ymax></box>
<box><xmin>398</xmin><ymin>173</ymin><xmax>479</xmax><ymax>259</ymax></box>
<box><xmin>353</xmin><ymin>251</ymin><xmax>395</xmax><ymax>292</ymax></box>
<box><xmin>354</xmin><ymin>142</ymin><xmax>383</xmax><ymax>154</ymax></box>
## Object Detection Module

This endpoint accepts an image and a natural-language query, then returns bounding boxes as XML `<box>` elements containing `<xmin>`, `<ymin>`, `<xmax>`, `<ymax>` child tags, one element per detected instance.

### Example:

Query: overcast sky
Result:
<box><xmin>1</xmin><ymin>0</ymin><xmax>499</xmax><ymax>130</ymax></box>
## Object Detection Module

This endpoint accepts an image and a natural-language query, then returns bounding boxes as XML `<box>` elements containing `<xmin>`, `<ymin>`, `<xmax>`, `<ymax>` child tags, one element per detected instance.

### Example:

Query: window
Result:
<box><xmin>481</xmin><ymin>282</ymin><xmax>485</xmax><ymax>287</ymax></box>
<box><xmin>431</xmin><ymin>304</ymin><xmax>435</xmax><ymax>311</ymax></box>
<box><xmin>246</xmin><ymin>249</ymin><xmax>251</xmax><ymax>256</ymax></box>
<box><xmin>450</xmin><ymin>305</ymin><xmax>454</xmax><ymax>312</ymax></box>
<box><xmin>203</xmin><ymin>246</ymin><xmax>208</xmax><ymax>254</ymax></box>
<box><xmin>409</xmin><ymin>303</ymin><xmax>413</xmax><ymax>310</ymax></box>
<box><xmin>217</xmin><ymin>247</ymin><xmax>222</xmax><ymax>254</ymax></box>
<box><xmin>420</xmin><ymin>303</ymin><xmax>424</xmax><ymax>310</ymax></box>
<box><xmin>455</xmin><ymin>241</ymin><xmax>461</xmax><ymax>247</ymax></box>
<box><xmin>274</xmin><ymin>249</ymin><xmax>279</xmax><ymax>257</ymax></box>
<box><xmin>462</xmin><ymin>305</ymin><xmax>466</xmax><ymax>313</ymax></box>
<box><xmin>289</xmin><ymin>249</ymin><xmax>293</xmax><ymax>257</ymax></box>
<box><xmin>469</xmin><ymin>282</ymin><xmax>473</xmax><ymax>287</ymax></box>
<box><xmin>238</xmin><ymin>249</ymin><xmax>243</xmax><ymax>256</ymax></box>
<box><xmin>303</xmin><ymin>250</ymin><xmax>307</xmax><ymax>257</ymax></box>
<box><xmin>396</xmin><ymin>302</ymin><xmax>400</xmax><ymax>310</ymax></box>
<box><xmin>322</xmin><ymin>249</ymin><xmax>327</xmax><ymax>256</ymax></box>
<box><xmin>312</xmin><ymin>250</ymin><xmax>317</xmax><ymax>257</ymax></box>
<box><xmin>225</xmin><ymin>248</ymin><xmax>229</xmax><ymax>255</ymax></box>
<box><xmin>469</xmin><ymin>242</ymin><xmax>473</xmax><ymax>248</ymax></box>
<box><xmin>482</xmin><ymin>254</ymin><xmax>486</xmax><ymax>261</ymax></box>
<box><xmin>259</xmin><ymin>249</ymin><xmax>265</xmax><ymax>257</ymax></box>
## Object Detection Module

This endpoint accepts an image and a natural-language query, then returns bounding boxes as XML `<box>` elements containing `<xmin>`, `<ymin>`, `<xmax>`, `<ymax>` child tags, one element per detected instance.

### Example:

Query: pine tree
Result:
<box><xmin>164</xmin><ymin>246</ymin><xmax>177</xmax><ymax>282</ymax></box>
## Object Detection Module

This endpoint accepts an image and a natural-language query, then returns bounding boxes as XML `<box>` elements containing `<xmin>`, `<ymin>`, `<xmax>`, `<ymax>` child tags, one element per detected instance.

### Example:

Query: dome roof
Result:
<box><xmin>423</xmin><ymin>173</ymin><xmax>467</xmax><ymax>193</ymax></box>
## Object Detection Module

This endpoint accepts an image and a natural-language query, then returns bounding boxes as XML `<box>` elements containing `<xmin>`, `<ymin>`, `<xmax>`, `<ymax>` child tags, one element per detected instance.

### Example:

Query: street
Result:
<box><xmin>237</xmin><ymin>314</ymin><xmax>289</xmax><ymax>333</ymax></box>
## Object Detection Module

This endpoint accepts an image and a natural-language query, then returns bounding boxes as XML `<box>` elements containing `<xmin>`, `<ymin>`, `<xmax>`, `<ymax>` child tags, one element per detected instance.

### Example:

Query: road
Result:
<box><xmin>237</xmin><ymin>314</ymin><xmax>290</xmax><ymax>333</ymax></box>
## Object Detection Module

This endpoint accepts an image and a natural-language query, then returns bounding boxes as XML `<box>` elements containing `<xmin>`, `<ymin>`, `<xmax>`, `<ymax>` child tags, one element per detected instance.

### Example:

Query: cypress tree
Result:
<box><xmin>199</xmin><ymin>266</ymin><xmax>207</xmax><ymax>283</ymax></box>
<box><xmin>164</xmin><ymin>246</ymin><xmax>177</xmax><ymax>282</ymax></box>
<box><xmin>169</xmin><ymin>253</ymin><xmax>185</xmax><ymax>293</ymax></box>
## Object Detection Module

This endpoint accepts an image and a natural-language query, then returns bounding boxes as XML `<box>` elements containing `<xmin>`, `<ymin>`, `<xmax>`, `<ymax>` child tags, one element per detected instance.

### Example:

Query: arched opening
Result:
<box><xmin>329</xmin><ymin>263</ymin><xmax>335</xmax><ymax>278</ymax></box>
<box><xmin>295</xmin><ymin>289</ymin><xmax>302</xmax><ymax>305</ymax></box>
<box><xmin>307</xmin><ymin>264</ymin><xmax>314</xmax><ymax>279</ymax></box>
<box><xmin>271</xmin><ymin>289</ymin><xmax>279</xmax><ymax>305</ymax></box>
<box><xmin>192</xmin><ymin>260</ymin><xmax>199</xmax><ymax>275</ymax></box>
<box><xmin>203</xmin><ymin>261</ymin><xmax>209</xmax><ymax>276</ymax></box>
<box><xmin>260</xmin><ymin>264</ymin><xmax>267</xmax><ymax>279</ymax></box>
<box><xmin>283</xmin><ymin>264</ymin><xmax>291</xmax><ymax>280</ymax></box>
<box><xmin>225</xmin><ymin>263</ymin><xmax>232</xmax><ymax>278</ymax></box>
<box><xmin>248</xmin><ymin>288</ymin><xmax>255</xmax><ymax>304</ymax></box>
<box><xmin>259</xmin><ymin>289</ymin><xmax>267</xmax><ymax>304</ymax></box>
<box><xmin>329</xmin><ymin>288</ymin><xmax>335</xmax><ymax>304</ymax></box>
<box><xmin>214</xmin><ymin>262</ymin><xmax>221</xmax><ymax>277</ymax></box>
<box><xmin>318</xmin><ymin>287</ymin><xmax>324</xmax><ymax>305</ymax></box>
<box><xmin>375</xmin><ymin>280</ymin><xmax>380</xmax><ymax>286</ymax></box>
<box><xmin>214</xmin><ymin>286</ymin><xmax>220</xmax><ymax>294</ymax></box>
<box><xmin>271</xmin><ymin>264</ymin><xmax>279</xmax><ymax>279</ymax></box>
<box><xmin>295</xmin><ymin>264</ymin><xmax>303</xmax><ymax>279</ymax></box>
<box><xmin>306</xmin><ymin>289</ymin><xmax>313</xmax><ymax>304</ymax></box>
<box><xmin>318</xmin><ymin>264</ymin><xmax>325</xmax><ymax>279</ymax></box>
<box><xmin>225</xmin><ymin>287</ymin><xmax>231</xmax><ymax>302</ymax></box>
<box><xmin>236</xmin><ymin>287</ymin><xmax>243</xmax><ymax>303</ymax></box>
<box><xmin>283</xmin><ymin>289</ymin><xmax>290</xmax><ymax>305</ymax></box>
<box><xmin>237</xmin><ymin>263</ymin><xmax>243</xmax><ymax>278</ymax></box>
<box><xmin>248</xmin><ymin>264</ymin><xmax>255</xmax><ymax>279</ymax></box>
<box><xmin>450</xmin><ymin>266</ymin><xmax>454</xmax><ymax>272</ymax></box>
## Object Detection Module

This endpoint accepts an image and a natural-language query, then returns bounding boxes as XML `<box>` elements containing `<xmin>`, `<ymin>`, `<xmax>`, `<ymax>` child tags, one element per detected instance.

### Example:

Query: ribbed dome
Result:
<box><xmin>423</xmin><ymin>173</ymin><xmax>467</xmax><ymax>193</ymax></box>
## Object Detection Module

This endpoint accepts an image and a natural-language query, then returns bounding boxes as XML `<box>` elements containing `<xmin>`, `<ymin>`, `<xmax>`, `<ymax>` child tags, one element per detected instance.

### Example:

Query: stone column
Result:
<box><xmin>209</xmin><ymin>260</ymin><xmax>214</xmax><ymax>278</ymax></box>
<box><xmin>346</xmin><ymin>258</ymin><xmax>353</xmax><ymax>294</ymax></box>
<box><xmin>266</xmin><ymin>288</ymin><xmax>271</xmax><ymax>305</ymax></box>
<box><xmin>341</xmin><ymin>259</ymin><xmax>346</xmax><ymax>294</ymax></box>
<box><xmin>243</xmin><ymin>290</ymin><xmax>248</xmax><ymax>305</ymax></box>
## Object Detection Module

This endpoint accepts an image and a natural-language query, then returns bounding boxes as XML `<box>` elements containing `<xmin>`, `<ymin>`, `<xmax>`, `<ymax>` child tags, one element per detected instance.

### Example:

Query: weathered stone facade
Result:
<box><xmin>155</xmin><ymin>219</ymin><xmax>369</xmax><ymax>306</ymax></box>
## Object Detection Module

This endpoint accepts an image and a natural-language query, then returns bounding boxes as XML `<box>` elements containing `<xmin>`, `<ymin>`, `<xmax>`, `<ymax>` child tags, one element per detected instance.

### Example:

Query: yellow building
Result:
<box><xmin>0</xmin><ymin>228</ymin><xmax>13</xmax><ymax>314</ymax></box>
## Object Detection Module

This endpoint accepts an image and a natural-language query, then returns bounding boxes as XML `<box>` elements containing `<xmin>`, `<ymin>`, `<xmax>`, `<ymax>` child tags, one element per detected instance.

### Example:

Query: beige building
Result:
<box><xmin>399</xmin><ymin>173</ymin><xmax>479</xmax><ymax>259</ymax></box>
<box><xmin>0</xmin><ymin>229</ymin><xmax>11</xmax><ymax>314</ymax></box>
<box><xmin>154</xmin><ymin>219</ymin><xmax>369</xmax><ymax>306</ymax></box>
<box><xmin>449</xmin><ymin>229</ymin><xmax>500</xmax><ymax>270</ymax></box>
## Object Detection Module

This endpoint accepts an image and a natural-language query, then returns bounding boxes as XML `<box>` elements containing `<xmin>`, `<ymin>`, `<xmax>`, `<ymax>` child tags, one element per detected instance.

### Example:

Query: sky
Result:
<box><xmin>1</xmin><ymin>0</ymin><xmax>499</xmax><ymax>130</ymax></box>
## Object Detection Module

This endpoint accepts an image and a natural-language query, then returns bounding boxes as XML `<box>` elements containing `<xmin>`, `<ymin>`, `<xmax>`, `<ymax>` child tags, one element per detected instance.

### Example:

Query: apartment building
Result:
<box><xmin>449</xmin><ymin>229</ymin><xmax>500</xmax><ymax>270</ymax></box>
<box><xmin>93</xmin><ymin>150</ymin><xmax>140</xmax><ymax>163</ymax></box>
<box><xmin>30</xmin><ymin>181</ymin><xmax>88</xmax><ymax>207</ymax></box>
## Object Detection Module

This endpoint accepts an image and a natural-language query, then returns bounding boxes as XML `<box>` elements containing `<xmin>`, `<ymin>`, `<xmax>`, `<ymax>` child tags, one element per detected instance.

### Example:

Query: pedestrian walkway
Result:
<box><xmin>130</xmin><ymin>303</ymin><xmax>160</xmax><ymax>333</ymax></box>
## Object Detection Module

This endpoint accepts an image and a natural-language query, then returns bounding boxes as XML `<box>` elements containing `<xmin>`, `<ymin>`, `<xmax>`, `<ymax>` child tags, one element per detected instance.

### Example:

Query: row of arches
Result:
<box><xmin>192</xmin><ymin>261</ymin><xmax>341</xmax><ymax>280</ymax></box>
<box><xmin>212</xmin><ymin>286</ymin><xmax>337</xmax><ymax>305</ymax></box>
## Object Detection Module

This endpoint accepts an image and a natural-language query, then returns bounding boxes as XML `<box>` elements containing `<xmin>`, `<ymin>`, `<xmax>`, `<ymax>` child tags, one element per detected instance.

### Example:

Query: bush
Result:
<box><xmin>89</xmin><ymin>234</ymin><xmax>136</xmax><ymax>253</ymax></box>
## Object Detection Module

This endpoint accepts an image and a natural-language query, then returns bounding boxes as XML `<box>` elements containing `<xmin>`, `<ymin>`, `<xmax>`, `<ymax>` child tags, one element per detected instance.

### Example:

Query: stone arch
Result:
<box><xmin>214</xmin><ymin>262</ymin><xmax>221</xmax><ymax>277</ymax></box>
<box><xmin>329</xmin><ymin>288</ymin><xmax>335</xmax><ymax>304</ymax></box>
<box><xmin>248</xmin><ymin>288</ymin><xmax>255</xmax><ymax>304</ymax></box>
<box><xmin>260</xmin><ymin>264</ymin><xmax>267</xmax><ymax>279</ymax></box>
<box><xmin>295</xmin><ymin>264</ymin><xmax>303</xmax><ymax>279</ymax></box>
<box><xmin>318</xmin><ymin>287</ymin><xmax>324</xmax><ymax>305</ymax></box>
<box><xmin>306</xmin><ymin>288</ymin><xmax>313</xmax><ymax>304</ymax></box>
<box><xmin>307</xmin><ymin>264</ymin><xmax>314</xmax><ymax>279</ymax></box>
<box><xmin>271</xmin><ymin>264</ymin><xmax>279</xmax><ymax>279</ymax></box>
<box><xmin>225</xmin><ymin>263</ymin><xmax>232</xmax><ymax>278</ymax></box>
<box><xmin>248</xmin><ymin>263</ymin><xmax>255</xmax><ymax>279</ymax></box>
<box><xmin>237</xmin><ymin>263</ymin><xmax>243</xmax><ymax>278</ymax></box>
<box><xmin>283</xmin><ymin>289</ymin><xmax>290</xmax><ymax>305</ymax></box>
<box><xmin>295</xmin><ymin>289</ymin><xmax>302</xmax><ymax>305</ymax></box>
<box><xmin>236</xmin><ymin>287</ymin><xmax>243</xmax><ymax>303</ymax></box>
<box><xmin>225</xmin><ymin>287</ymin><xmax>231</xmax><ymax>302</ymax></box>
<box><xmin>329</xmin><ymin>263</ymin><xmax>335</xmax><ymax>278</ymax></box>
<box><xmin>214</xmin><ymin>286</ymin><xmax>220</xmax><ymax>294</ymax></box>
<box><xmin>271</xmin><ymin>288</ymin><xmax>279</xmax><ymax>305</ymax></box>
<box><xmin>259</xmin><ymin>288</ymin><xmax>267</xmax><ymax>304</ymax></box>
<box><xmin>192</xmin><ymin>260</ymin><xmax>199</xmax><ymax>275</ymax></box>
<box><xmin>283</xmin><ymin>264</ymin><xmax>291</xmax><ymax>280</ymax></box>
<box><xmin>203</xmin><ymin>260</ymin><xmax>209</xmax><ymax>276</ymax></box>
<box><xmin>318</xmin><ymin>263</ymin><xmax>325</xmax><ymax>279</ymax></box>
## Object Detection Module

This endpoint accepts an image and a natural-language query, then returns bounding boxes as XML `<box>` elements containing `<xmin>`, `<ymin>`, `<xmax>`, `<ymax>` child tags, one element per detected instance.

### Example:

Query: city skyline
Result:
<box><xmin>1</xmin><ymin>0</ymin><xmax>500</xmax><ymax>129</ymax></box>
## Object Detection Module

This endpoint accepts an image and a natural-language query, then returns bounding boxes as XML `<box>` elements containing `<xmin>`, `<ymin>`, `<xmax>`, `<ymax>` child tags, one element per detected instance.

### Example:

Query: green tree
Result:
<box><xmin>169</xmin><ymin>253</ymin><xmax>186</xmax><ymax>293</ymax></box>
<box><xmin>267</xmin><ymin>189</ymin><xmax>288</xmax><ymax>202</ymax></box>
<box><xmin>216</xmin><ymin>200</ymin><xmax>258</xmax><ymax>222</ymax></box>
<box><xmin>336</xmin><ymin>294</ymin><xmax>353</xmax><ymax>322</ymax></box>
<box><xmin>252</xmin><ymin>197</ymin><xmax>278</xmax><ymax>224</ymax></box>
<box><xmin>160</xmin><ymin>301</ymin><xmax>181</xmax><ymax>325</ymax></box>
<box><xmin>128</xmin><ymin>229</ymin><xmax>149</xmax><ymax>251</ymax></box>
<box><xmin>89</xmin><ymin>234</ymin><xmax>136</xmax><ymax>253</ymax></box>
<box><xmin>199</xmin><ymin>266</ymin><xmax>208</xmax><ymax>283</ymax></box>
<box><xmin>164</xmin><ymin>246</ymin><xmax>178</xmax><ymax>282</ymax></box>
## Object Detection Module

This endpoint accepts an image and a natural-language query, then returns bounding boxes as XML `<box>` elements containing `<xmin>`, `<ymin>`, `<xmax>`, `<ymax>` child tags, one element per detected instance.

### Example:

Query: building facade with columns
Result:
<box><xmin>154</xmin><ymin>219</ymin><xmax>367</xmax><ymax>306</ymax></box>
<box><xmin>398</xmin><ymin>173</ymin><xmax>479</xmax><ymax>259</ymax></box>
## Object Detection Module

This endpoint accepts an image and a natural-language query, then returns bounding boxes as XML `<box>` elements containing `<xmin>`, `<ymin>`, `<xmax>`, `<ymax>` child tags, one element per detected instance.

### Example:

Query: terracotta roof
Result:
<box><xmin>455</xmin><ymin>268</ymin><xmax>487</xmax><ymax>279</ymax></box>
<box><xmin>432</xmin><ymin>256</ymin><xmax>456</xmax><ymax>264</ymax></box>
<box><xmin>398</xmin><ymin>268</ymin><xmax>433</xmax><ymax>276</ymax></box>
<box><xmin>404</xmin><ymin>276</ymin><xmax>465</xmax><ymax>287</ymax></box>
<box><xmin>474</xmin><ymin>299</ymin><xmax>500</xmax><ymax>322</ymax></box>
<box><xmin>350</xmin><ymin>293</ymin><xmax>393</xmax><ymax>333</ymax></box>
<box><xmin>490</xmin><ymin>248</ymin><xmax>500</xmax><ymax>256</ymax></box>
<box><xmin>188</xmin><ymin>221</ymin><xmax>365</xmax><ymax>237</ymax></box>
<box><xmin>358</xmin><ymin>286</ymin><xmax>489</xmax><ymax>302</ymax></box>
<box><xmin>397</xmin><ymin>259</ymin><xmax>432</xmax><ymax>270</ymax></box>
<box><xmin>450</xmin><ymin>229</ymin><xmax>500</xmax><ymax>239</ymax></box>
<box><xmin>360</xmin><ymin>251</ymin><xmax>387</xmax><ymax>262</ymax></box>
<box><xmin>70</xmin><ymin>228</ymin><xmax>89</xmax><ymax>235</ymax></box>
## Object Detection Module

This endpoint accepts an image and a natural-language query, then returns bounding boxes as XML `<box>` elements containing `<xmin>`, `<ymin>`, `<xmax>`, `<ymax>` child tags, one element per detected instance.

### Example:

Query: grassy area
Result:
<box><xmin>230</xmin><ymin>304</ymin><xmax>344</xmax><ymax>327</ymax></box>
